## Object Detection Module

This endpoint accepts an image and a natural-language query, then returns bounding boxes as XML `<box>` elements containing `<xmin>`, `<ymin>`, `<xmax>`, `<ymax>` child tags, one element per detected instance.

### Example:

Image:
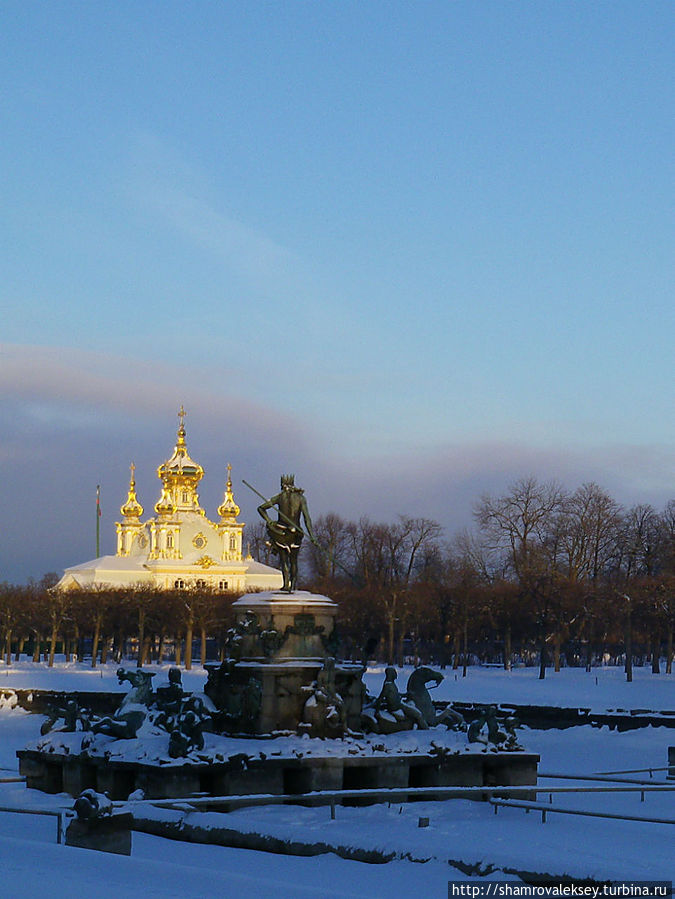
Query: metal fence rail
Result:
<box><xmin>594</xmin><ymin>766</ymin><xmax>671</xmax><ymax>776</ymax></box>
<box><xmin>0</xmin><ymin>804</ymin><xmax>67</xmax><ymax>843</ymax></box>
<box><xmin>490</xmin><ymin>796</ymin><xmax>675</xmax><ymax>826</ymax></box>
<box><xmin>539</xmin><ymin>770</ymin><xmax>671</xmax><ymax>786</ymax></box>
<box><xmin>122</xmin><ymin>782</ymin><xmax>675</xmax><ymax>815</ymax></box>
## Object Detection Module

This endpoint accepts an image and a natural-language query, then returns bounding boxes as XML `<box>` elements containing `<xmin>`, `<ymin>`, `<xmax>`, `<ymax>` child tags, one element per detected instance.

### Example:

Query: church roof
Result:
<box><xmin>57</xmin><ymin>552</ymin><xmax>281</xmax><ymax>590</ymax></box>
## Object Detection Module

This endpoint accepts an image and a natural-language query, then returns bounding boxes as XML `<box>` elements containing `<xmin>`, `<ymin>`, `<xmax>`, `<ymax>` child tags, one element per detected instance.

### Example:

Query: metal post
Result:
<box><xmin>96</xmin><ymin>485</ymin><xmax>101</xmax><ymax>558</ymax></box>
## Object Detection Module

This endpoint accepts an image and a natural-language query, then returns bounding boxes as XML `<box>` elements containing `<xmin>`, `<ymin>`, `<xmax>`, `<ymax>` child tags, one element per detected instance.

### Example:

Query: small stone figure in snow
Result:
<box><xmin>0</xmin><ymin>689</ymin><xmax>18</xmax><ymax>710</ymax></box>
<box><xmin>468</xmin><ymin>705</ymin><xmax>521</xmax><ymax>750</ymax></box>
<box><xmin>405</xmin><ymin>667</ymin><xmax>465</xmax><ymax>730</ymax></box>
<box><xmin>168</xmin><ymin>729</ymin><xmax>191</xmax><ymax>758</ymax></box>
<box><xmin>167</xmin><ymin>695</ymin><xmax>212</xmax><ymax>758</ymax></box>
<box><xmin>224</xmin><ymin>611</ymin><xmax>260</xmax><ymax>661</ymax></box>
<box><xmin>73</xmin><ymin>789</ymin><xmax>113</xmax><ymax>821</ymax></box>
<box><xmin>364</xmin><ymin>667</ymin><xmax>426</xmax><ymax>733</ymax></box>
<box><xmin>154</xmin><ymin>667</ymin><xmax>185</xmax><ymax>732</ymax></box>
<box><xmin>239</xmin><ymin>677</ymin><xmax>262</xmax><ymax>726</ymax></box>
<box><xmin>156</xmin><ymin>667</ymin><xmax>184</xmax><ymax>708</ymax></box>
<box><xmin>467</xmin><ymin>712</ymin><xmax>489</xmax><ymax>746</ymax></box>
<box><xmin>302</xmin><ymin>657</ymin><xmax>346</xmax><ymax>738</ymax></box>
<box><xmin>502</xmin><ymin>715</ymin><xmax>523</xmax><ymax>751</ymax></box>
<box><xmin>40</xmin><ymin>699</ymin><xmax>82</xmax><ymax>735</ymax></box>
<box><xmin>87</xmin><ymin>668</ymin><xmax>155</xmax><ymax>740</ymax></box>
<box><xmin>485</xmin><ymin>705</ymin><xmax>507</xmax><ymax>744</ymax></box>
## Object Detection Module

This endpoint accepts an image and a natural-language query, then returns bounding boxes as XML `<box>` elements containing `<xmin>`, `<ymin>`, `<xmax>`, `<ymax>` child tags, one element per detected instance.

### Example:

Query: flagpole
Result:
<box><xmin>96</xmin><ymin>485</ymin><xmax>101</xmax><ymax>558</ymax></box>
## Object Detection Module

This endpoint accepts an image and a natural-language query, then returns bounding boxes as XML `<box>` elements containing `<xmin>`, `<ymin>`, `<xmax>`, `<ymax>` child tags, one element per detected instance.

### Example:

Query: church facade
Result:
<box><xmin>56</xmin><ymin>409</ymin><xmax>282</xmax><ymax>593</ymax></box>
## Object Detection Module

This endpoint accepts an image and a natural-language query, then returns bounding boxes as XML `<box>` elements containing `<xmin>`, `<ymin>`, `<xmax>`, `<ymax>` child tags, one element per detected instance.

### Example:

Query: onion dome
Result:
<box><xmin>154</xmin><ymin>485</ymin><xmax>175</xmax><ymax>517</ymax></box>
<box><xmin>156</xmin><ymin>406</ymin><xmax>204</xmax><ymax>488</ymax></box>
<box><xmin>120</xmin><ymin>463</ymin><xmax>144</xmax><ymax>520</ymax></box>
<box><xmin>218</xmin><ymin>463</ymin><xmax>241</xmax><ymax>522</ymax></box>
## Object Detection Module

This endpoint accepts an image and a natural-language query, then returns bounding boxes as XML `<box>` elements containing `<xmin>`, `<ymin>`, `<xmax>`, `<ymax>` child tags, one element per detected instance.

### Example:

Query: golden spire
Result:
<box><xmin>121</xmin><ymin>462</ymin><xmax>144</xmax><ymax>519</ymax></box>
<box><xmin>176</xmin><ymin>404</ymin><xmax>187</xmax><ymax>450</ymax></box>
<box><xmin>218</xmin><ymin>463</ymin><xmax>241</xmax><ymax>521</ymax></box>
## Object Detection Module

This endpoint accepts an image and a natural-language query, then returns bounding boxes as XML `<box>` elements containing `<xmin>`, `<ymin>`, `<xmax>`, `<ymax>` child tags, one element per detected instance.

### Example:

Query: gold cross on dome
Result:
<box><xmin>178</xmin><ymin>405</ymin><xmax>186</xmax><ymax>427</ymax></box>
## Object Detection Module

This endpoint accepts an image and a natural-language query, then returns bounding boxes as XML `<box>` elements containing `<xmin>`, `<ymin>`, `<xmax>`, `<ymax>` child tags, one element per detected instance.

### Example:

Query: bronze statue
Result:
<box><xmin>374</xmin><ymin>666</ymin><xmax>426</xmax><ymax>731</ymax></box>
<box><xmin>87</xmin><ymin>668</ymin><xmax>155</xmax><ymax>740</ymax></box>
<box><xmin>302</xmin><ymin>657</ymin><xmax>346</xmax><ymax>737</ymax></box>
<box><xmin>468</xmin><ymin>705</ymin><xmax>522</xmax><ymax>750</ymax></box>
<box><xmin>256</xmin><ymin>474</ymin><xmax>318</xmax><ymax>592</ymax></box>
<box><xmin>40</xmin><ymin>699</ymin><xmax>82</xmax><ymax>735</ymax></box>
<box><xmin>405</xmin><ymin>667</ymin><xmax>465</xmax><ymax>730</ymax></box>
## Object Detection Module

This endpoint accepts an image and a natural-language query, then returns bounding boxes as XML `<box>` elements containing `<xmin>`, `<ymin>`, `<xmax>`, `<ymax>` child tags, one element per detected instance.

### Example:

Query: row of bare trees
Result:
<box><xmin>0</xmin><ymin>577</ymin><xmax>240</xmax><ymax>670</ymax></box>
<box><xmin>298</xmin><ymin>480</ymin><xmax>674</xmax><ymax>678</ymax></box>
<box><xmin>1</xmin><ymin>480</ymin><xmax>673</xmax><ymax>677</ymax></box>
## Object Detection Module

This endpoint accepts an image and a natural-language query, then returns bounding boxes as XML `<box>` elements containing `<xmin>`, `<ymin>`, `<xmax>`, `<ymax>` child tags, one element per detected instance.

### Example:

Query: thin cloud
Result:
<box><xmin>0</xmin><ymin>343</ymin><xmax>299</xmax><ymax>443</ymax></box>
<box><xmin>1</xmin><ymin>343</ymin><xmax>672</xmax><ymax>582</ymax></box>
<box><xmin>125</xmin><ymin>133</ymin><xmax>351</xmax><ymax>337</ymax></box>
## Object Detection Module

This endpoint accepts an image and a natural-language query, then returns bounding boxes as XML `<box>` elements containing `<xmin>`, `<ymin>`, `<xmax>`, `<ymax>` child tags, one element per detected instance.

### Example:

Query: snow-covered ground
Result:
<box><xmin>0</xmin><ymin>661</ymin><xmax>673</xmax><ymax>896</ymax></box>
<box><xmin>2</xmin><ymin>657</ymin><xmax>672</xmax><ymax>712</ymax></box>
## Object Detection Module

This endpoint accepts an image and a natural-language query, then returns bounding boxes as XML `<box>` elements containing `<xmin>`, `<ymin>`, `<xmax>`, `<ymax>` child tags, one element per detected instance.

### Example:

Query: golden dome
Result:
<box><xmin>154</xmin><ymin>485</ymin><xmax>175</xmax><ymax>517</ymax></box>
<box><xmin>121</xmin><ymin>463</ymin><xmax>144</xmax><ymax>519</ymax></box>
<box><xmin>218</xmin><ymin>463</ymin><xmax>241</xmax><ymax>522</ymax></box>
<box><xmin>156</xmin><ymin>405</ymin><xmax>204</xmax><ymax>487</ymax></box>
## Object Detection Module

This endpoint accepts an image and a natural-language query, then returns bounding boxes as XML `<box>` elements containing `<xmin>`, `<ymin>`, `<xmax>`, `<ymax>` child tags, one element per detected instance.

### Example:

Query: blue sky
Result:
<box><xmin>1</xmin><ymin>2</ymin><xmax>673</xmax><ymax>581</ymax></box>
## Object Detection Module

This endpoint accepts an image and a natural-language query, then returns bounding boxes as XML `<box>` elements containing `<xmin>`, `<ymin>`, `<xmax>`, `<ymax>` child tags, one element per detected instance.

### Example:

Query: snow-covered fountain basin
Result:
<box><xmin>17</xmin><ymin>726</ymin><xmax>539</xmax><ymax>801</ymax></box>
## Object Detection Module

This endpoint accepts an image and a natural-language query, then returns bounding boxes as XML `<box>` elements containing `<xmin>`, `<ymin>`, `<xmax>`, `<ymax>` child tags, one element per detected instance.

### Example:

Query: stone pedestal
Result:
<box><xmin>231</xmin><ymin>590</ymin><xmax>338</xmax><ymax>661</ymax></box>
<box><xmin>205</xmin><ymin>659</ymin><xmax>365</xmax><ymax>734</ymax></box>
<box><xmin>205</xmin><ymin>590</ymin><xmax>364</xmax><ymax>734</ymax></box>
<box><xmin>66</xmin><ymin>812</ymin><xmax>133</xmax><ymax>855</ymax></box>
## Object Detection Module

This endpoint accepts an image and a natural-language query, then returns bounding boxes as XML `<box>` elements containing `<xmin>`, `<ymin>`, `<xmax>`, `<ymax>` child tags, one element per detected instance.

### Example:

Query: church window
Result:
<box><xmin>167</xmin><ymin>533</ymin><xmax>174</xmax><ymax>549</ymax></box>
<box><xmin>229</xmin><ymin>534</ymin><xmax>236</xmax><ymax>551</ymax></box>
<box><xmin>219</xmin><ymin>580</ymin><xmax>228</xmax><ymax>591</ymax></box>
<box><xmin>182</xmin><ymin>490</ymin><xmax>188</xmax><ymax>503</ymax></box>
<box><xmin>195</xmin><ymin>578</ymin><xmax>207</xmax><ymax>588</ymax></box>
<box><xmin>174</xmin><ymin>579</ymin><xmax>185</xmax><ymax>589</ymax></box>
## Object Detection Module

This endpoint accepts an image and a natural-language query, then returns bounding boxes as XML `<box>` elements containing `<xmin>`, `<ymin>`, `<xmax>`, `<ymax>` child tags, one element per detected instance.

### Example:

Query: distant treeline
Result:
<box><xmin>2</xmin><ymin>479</ymin><xmax>673</xmax><ymax>679</ymax></box>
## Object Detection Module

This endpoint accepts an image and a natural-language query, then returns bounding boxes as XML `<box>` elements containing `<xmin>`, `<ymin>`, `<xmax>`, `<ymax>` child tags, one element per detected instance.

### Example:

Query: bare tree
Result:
<box><xmin>245</xmin><ymin>521</ymin><xmax>276</xmax><ymax>567</ymax></box>
<box><xmin>475</xmin><ymin>477</ymin><xmax>566</xmax><ymax>580</ymax></box>
<box><xmin>555</xmin><ymin>483</ymin><xmax>623</xmax><ymax>581</ymax></box>
<box><xmin>304</xmin><ymin>513</ymin><xmax>351</xmax><ymax>580</ymax></box>
<box><xmin>616</xmin><ymin>504</ymin><xmax>664</xmax><ymax>579</ymax></box>
<box><xmin>343</xmin><ymin>516</ymin><xmax>442</xmax><ymax>664</ymax></box>
<box><xmin>475</xmin><ymin>478</ymin><xmax>566</xmax><ymax>678</ymax></box>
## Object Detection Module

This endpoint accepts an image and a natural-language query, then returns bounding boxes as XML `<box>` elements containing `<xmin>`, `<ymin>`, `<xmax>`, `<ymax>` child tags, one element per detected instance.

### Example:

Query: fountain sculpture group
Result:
<box><xmin>18</xmin><ymin>476</ymin><xmax>536</xmax><ymax>805</ymax></box>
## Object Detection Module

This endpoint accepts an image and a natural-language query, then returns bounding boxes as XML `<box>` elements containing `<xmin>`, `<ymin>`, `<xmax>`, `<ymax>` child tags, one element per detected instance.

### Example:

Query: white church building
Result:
<box><xmin>56</xmin><ymin>409</ymin><xmax>283</xmax><ymax>593</ymax></box>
